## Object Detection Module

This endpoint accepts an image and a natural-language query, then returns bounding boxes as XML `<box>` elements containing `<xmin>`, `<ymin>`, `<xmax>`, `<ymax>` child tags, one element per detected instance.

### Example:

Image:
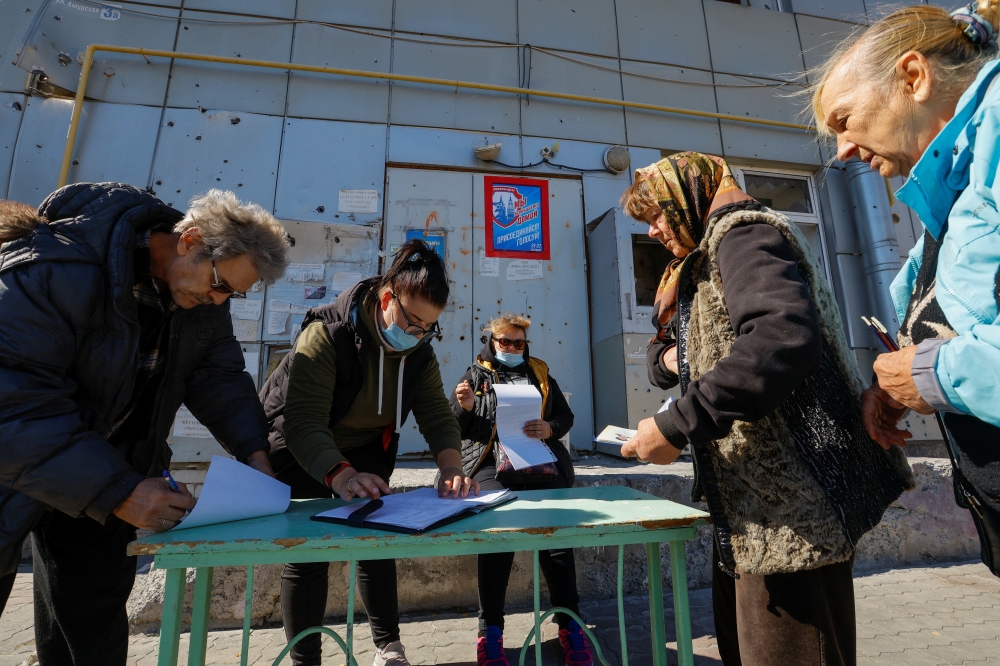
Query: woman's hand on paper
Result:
<box><xmin>438</xmin><ymin>468</ymin><xmax>480</xmax><ymax>499</ymax></box>
<box><xmin>861</xmin><ymin>385</ymin><xmax>913</xmax><ymax>450</ymax></box>
<box><xmin>113</xmin><ymin>477</ymin><xmax>197</xmax><ymax>532</ymax></box>
<box><xmin>873</xmin><ymin>347</ymin><xmax>935</xmax><ymax>414</ymax></box>
<box><xmin>662</xmin><ymin>346</ymin><xmax>679</xmax><ymax>375</ymax></box>
<box><xmin>331</xmin><ymin>467</ymin><xmax>390</xmax><ymax>501</ymax></box>
<box><xmin>523</xmin><ymin>419</ymin><xmax>552</xmax><ymax>440</ymax></box>
<box><xmin>455</xmin><ymin>380</ymin><xmax>475</xmax><ymax>411</ymax></box>
<box><xmin>245</xmin><ymin>450</ymin><xmax>275</xmax><ymax>477</ymax></box>
<box><xmin>621</xmin><ymin>417</ymin><xmax>683</xmax><ymax>465</ymax></box>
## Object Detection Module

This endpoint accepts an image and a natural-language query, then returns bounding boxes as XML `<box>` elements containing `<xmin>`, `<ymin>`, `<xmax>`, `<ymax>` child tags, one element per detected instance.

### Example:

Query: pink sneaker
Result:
<box><xmin>477</xmin><ymin>626</ymin><xmax>509</xmax><ymax>666</ymax></box>
<box><xmin>558</xmin><ymin>620</ymin><xmax>593</xmax><ymax>666</ymax></box>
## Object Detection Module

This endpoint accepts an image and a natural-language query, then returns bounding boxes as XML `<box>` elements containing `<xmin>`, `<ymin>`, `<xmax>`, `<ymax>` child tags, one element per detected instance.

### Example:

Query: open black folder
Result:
<box><xmin>311</xmin><ymin>487</ymin><xmax>516</xmax><ymax>534</ymax></box>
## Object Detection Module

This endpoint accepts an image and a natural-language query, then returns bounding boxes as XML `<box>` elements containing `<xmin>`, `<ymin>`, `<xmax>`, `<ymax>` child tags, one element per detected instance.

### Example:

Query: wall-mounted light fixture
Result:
<box><xmin>473</xmin><ymin>140</ymin><xmax>502</xmax><ymax>161</ymax></box>
<box><xmin>603</xmin><ymin>145</ymin><xmax>631</xmax><ymax>175</ymax></box>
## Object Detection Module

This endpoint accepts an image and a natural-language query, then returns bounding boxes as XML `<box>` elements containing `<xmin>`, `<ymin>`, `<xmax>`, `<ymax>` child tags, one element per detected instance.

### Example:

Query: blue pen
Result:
<box><xmin>162</xmin><ymin>469</ymin><xmax>182</xmax><ymax>493</ymax></box>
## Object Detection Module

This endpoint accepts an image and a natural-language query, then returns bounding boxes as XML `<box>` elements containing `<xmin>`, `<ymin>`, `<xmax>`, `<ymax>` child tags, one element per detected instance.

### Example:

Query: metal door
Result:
<box><xmin>472</xmin><ymin>174</ymin><xmax>594</xmax><ymax>448</ymax></box>
<box><xmin>383</xmin><ymin>168</ymin><xmax>475</xmax><ymax>455</ymax></box>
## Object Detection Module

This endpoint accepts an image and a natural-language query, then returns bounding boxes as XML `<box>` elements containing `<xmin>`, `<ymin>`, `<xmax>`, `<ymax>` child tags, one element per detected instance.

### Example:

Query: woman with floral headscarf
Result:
<box><xmin>619</xmin><ymin>152</ymin><xmax>914</xmax><ymax>666</ymax></box>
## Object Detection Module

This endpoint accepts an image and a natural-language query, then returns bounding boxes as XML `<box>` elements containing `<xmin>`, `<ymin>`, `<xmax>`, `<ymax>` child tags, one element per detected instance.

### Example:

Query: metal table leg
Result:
<box><xmin>645</xmin><ymin>543</ymin><xmax>668</xmax><ymax>666</ymax></box>
<box><xmin>241</xmin><ymin>566</ymin><xmax>254</xmax><ymax>666</ymax></box>
<box><xmin>157</xmin><ymin>567</ymin><xmax>187</xmax><ymax>666</ymax></box>
<box><xmin>188</xmin><ymin>567</ymin><xmax>214</xmax><ymax>666</ymax></box>
<box><xmin>670</xmin><ymin>543</ymin><xmax>693</xmax><ymax>666</ymax></box>
<box><xmin>533</xmin><ymin>551</ymin><xmax>542</xmax><ymax>666</ymax></box>
<box><xmin>617</xmin><ymin>545</ymin><xmax>629</xmax><ymax>666</ymax></box>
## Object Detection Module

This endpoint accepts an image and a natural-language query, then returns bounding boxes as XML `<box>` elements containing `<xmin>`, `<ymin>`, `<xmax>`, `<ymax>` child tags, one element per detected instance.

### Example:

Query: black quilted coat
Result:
<box><xmin>0</xmin><ymin>183</ymin><xmax>269</xmax><ymax>577</ymax></box>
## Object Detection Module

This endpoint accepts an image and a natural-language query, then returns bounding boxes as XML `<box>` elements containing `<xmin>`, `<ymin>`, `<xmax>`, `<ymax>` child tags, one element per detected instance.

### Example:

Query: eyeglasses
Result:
<box><xmin>492</xmin><ymin>336</ymin><xmax>527</xmax><ymax>351</ymax></box>
<box><xmin>210</xmin><ymin>260</ymin><xmax>247</xmax><ymax>299</ymax></box>
<box><xmin>392</xmin><ymin>293</ymin><xmax>441</xmax><ymax>337</ymax></box>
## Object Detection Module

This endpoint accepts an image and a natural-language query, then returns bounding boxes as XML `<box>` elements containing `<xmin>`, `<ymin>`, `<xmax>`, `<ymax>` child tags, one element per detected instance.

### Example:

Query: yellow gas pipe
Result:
<box><xmin>59</xmin><ymin>43</ymin><xmax>816</xmax><ymax>187</ymax></box>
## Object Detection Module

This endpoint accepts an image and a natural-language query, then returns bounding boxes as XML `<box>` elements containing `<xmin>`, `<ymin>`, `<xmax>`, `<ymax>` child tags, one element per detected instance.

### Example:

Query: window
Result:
<box><xmin>632</xmin><ymin>235</ymin><xmax>674</xmax><ymax>307</ymax></box>
<box><xmin>743</xmin><ymin>174</ymin><xmax>813</xmax><ymax>214</ymax></box>
<box><xmin>731</xmin><ymin>167</ymin><xmax>832</xmax><ymax>285</ymax></box>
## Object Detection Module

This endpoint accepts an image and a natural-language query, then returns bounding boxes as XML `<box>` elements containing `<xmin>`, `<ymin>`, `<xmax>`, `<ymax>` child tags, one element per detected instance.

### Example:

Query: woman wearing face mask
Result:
<box><xmin>449</xmin><ymin>314</ymin><xmax>590</xmax><ymax>666</ymax></box>
<box><xmin>259</xmin><ymin>240</ymin><xmax>478</xmax><ymax>666</ymax></box>
<box><xmin>812</xmin><ymin>3</ymin><xmax>1000</xmax><ymax>570</ymax></box>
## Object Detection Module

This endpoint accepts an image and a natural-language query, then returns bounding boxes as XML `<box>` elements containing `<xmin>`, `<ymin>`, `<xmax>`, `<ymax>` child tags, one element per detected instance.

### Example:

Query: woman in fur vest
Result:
<box><xmin>619</xmin><ymin>152</ymin><xmax>914</xmax><ymax>666</ymax></box>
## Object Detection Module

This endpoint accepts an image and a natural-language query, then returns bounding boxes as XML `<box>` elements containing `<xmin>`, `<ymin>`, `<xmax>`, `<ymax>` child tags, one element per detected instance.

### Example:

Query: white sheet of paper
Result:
<box><xmin>172</xmin><ymin>404</ymin><xmax>213</xmax><ymax>438</ymax></box>
<box><xmin>315</xmin><ymin>487</ymin><xmax>512</xmax><ymax>532</ymax></box>
<box><xmin>479</xmin><ymin>250</ymin><xmax>499</xmax><ymax>277</ymax></box>
<box><xmin>657</xmin><ymin>396</ymin><xmax>674</xmax><ymax>414</ymax></box>
<box><xmin>492</xmin><ymin>384</ymin><xmax>555</xmax><ymax>470</ymax></box>
<box><xmin>338</xmin><ymin>189</ymin><xmax>379</xmax><ymax>213</ymax></box>
<box><xmin>330</xmin><ymin>272</ymin><xmax>363</xmax><ymax>293</ymax></box>
<box><xmin>285</xmin><ymin>263</ymin><xmax>325</xmax><ymax>282</ymax></box>
<box><xmin>230</xmin><ymin>299</ymin><xmax>263</xmax><ymax>320</ymax></box>
<box><xmin>506</xmin><ymin>260</ymin><xmax>543</xmax><ymax>281</ymax></box>
<box><xmin>267</xmin><ymin>310</ymin><xmax>289</xmax><ymax>334</ymax></box>
<box><xmin>171</xmin><ymin>456</ymin><xmax>291</xmax><ymax>530</ymax></box>
<box><xmin>232</xmin><ymin>318</ymin><xmax>258</xmax><ymax>342</ymax></box>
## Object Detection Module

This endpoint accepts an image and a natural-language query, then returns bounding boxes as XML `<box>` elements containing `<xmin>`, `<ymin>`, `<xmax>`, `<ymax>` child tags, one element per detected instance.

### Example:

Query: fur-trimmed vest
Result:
<box><xmin>677</xmin><ymin>209</ymin><xmax>915</xmax><ymax>576</ymax></box>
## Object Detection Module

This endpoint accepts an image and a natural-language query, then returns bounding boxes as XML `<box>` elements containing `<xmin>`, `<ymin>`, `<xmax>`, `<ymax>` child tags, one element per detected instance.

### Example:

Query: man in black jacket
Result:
<box><xmin>0</xmin><ymin>183</ymin><xmax>289</xmax><ymax>665</ymax></box>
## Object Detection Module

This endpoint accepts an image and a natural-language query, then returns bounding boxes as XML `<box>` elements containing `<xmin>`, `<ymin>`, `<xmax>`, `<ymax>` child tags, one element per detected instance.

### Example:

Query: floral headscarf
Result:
<box><xmin>634</xmin><ymin>152</ymin><xmax>760</xmax><ymax>336</ymax></box>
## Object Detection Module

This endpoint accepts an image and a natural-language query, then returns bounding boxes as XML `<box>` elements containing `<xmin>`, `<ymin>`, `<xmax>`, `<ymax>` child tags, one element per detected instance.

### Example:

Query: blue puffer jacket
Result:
<box><xmin>894</xmin><ymin>59</ymin><xmax>1000</xmax><ymax>427</ymax></box>
<box><xmin>0</xmin><ymin>183</ymin><xmax>269</xmax><ymax>577</ymax></box>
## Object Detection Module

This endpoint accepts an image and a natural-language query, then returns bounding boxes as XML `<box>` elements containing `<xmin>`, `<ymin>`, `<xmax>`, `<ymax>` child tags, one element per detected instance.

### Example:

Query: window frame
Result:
<box><xmin>729</xmin><ymin>165</ymin><xmax>834</xmax><ymax>287</ymax></box>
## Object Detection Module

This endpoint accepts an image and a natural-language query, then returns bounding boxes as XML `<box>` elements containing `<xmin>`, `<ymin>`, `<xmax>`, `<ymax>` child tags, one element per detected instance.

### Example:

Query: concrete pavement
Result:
<box><xmin>5</xmin><ymin>560</ymin><xmax>1000</xmax><ymax>665</ymax></box>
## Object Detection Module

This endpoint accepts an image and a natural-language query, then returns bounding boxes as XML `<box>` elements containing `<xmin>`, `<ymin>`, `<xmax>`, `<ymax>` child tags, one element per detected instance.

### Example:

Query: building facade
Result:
<box><xmin>0</xmin><ymin>0</ymin><xmax>948</xmax><ymax>468</ymax></box>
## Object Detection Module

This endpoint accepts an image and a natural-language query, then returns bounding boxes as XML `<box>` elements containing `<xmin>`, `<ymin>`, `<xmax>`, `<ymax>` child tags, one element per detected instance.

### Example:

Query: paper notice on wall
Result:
<box><xmin>172</xmin><ymin>404</ymin><xmax>213</xmax><ymax>439</ymax></box>
<box><xmin>267</xmin><ymin>310</ymin><xmax>289</xmax><ymax>335</ymax></box>
<box><xmin>330</xmin><ymin>272</ymin><xmax>363</xmax><ymax>294</ymax></box>
<box><xmin>243</xmin><ymin>351</ymin><xmax>260</xmax><ymax>374</ymax></box>
<box><xmin>270</xmin><ymin>300</ymin><xmax>309</xmax><ymax>314</ymax></box>
<box><xmin>304</xmin><ymin>285</ymin><xmax>327</xmax><ymax>300</ymax></box>
<box><xmin>232</xmin><ymin>318</ymin><xmax>258</xmax><ymax>342</ymax></box>
<box><xmin>230</xmin><ymin>299</ymin><xmax>263</xmax><ymax>320</ymax></box>
<box><xmin>480</xmin><ymin>250</ymin><xmax>499</xmax><ymax>277</ymax></box>
<box><xmin>338</xmin><ymin>189</ymin><xmax>379</xmax><ymax>213</ymax></box>
<box><xmin>506</xmin><ymin>260</ymin><xmax>543</xmax><ymax>281</ymax></box>
<box><xmin>285</xmin><ymin>263</ymin><xmax>325</xmax><ymax>282</ymax></box>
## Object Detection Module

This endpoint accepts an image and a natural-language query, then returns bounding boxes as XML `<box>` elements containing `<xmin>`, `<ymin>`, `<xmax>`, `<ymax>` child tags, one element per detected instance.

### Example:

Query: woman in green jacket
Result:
<box><xmin>260</xmin><ymin>240</ymin><xmax>479</xmax><ymax>666</ymax></box>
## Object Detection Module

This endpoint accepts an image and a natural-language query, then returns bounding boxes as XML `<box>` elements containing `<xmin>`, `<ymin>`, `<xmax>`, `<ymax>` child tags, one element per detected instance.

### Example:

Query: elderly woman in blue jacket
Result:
<box><xmin>813</xmin><ymin>1</ymin><xmax>1000</xmax><ymax>498</ymax></box>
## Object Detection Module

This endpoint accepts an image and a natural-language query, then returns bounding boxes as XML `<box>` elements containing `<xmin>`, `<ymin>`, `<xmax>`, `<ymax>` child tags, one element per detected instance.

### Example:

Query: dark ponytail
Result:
<box><xmin>378</xmin><ymin>239</ymin><xmax>450</xmax><ymax>308</ymax></box>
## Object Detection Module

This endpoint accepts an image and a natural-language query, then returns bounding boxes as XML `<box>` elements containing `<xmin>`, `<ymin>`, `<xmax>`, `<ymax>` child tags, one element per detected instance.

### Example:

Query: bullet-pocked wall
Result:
<box><xmin>0</xmin><ymin>0</ymin><xmax>945</xmax><ymax>452</ymax></box>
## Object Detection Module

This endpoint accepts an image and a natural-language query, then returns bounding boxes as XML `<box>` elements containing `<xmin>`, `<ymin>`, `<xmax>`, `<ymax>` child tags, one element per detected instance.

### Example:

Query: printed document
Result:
<box><xmin>492</xmin><ymin>384</ymin><xmax>556</xmax><ymax>470</ymax></box>
<box><xmin>314</xmin><ymin>487</ymin><xmax>514</xmax><ymax>532</ymax></box>
<box><xmin>170</xmin><ymin>456</ymin><xmax>291</xmax><ymax>530</ymax></box>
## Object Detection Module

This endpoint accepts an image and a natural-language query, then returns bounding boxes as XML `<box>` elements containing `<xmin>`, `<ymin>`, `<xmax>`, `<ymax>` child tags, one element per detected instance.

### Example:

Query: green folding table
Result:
<box><xmin>129</xmin><ymin>485</ymin><xmax>710</xmax><ymax>666</ymax></box>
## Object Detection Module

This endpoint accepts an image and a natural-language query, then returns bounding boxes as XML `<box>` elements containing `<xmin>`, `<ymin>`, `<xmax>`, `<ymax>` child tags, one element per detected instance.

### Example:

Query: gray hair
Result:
<box><xmin>175</xmin><ymin>189</ymin><xmax>290</xmax><ymax>284</ymax></box>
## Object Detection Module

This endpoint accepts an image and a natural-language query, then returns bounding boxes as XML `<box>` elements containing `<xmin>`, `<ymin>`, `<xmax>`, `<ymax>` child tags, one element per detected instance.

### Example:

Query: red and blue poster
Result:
<box><xmin>484</xmin><ymin>176</ymin><xmax>549</xmax><ymax>260</ymax></box>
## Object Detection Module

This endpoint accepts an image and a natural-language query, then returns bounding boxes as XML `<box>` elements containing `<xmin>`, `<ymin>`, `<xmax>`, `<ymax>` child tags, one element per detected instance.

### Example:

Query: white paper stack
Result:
<box><xmin>170</xmin><ymin>456</ymin><xmax>291</xmax><ymax>530</ymax></box>
<box><xmin>492</xmin><ymin>384</ymin><xmax>556</xmax><ymax>470</ymax></box>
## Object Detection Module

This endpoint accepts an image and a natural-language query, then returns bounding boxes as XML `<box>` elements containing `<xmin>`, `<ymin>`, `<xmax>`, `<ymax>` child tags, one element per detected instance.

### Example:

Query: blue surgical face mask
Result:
<box><xmin>495</xmin><ymin>350</ymin><xmax>525</xmax><ymax>367</ymax></box>
<box><xmin>383</xmin><ymin>321</ymin><xmax>420</xmax><ymax>350</ymax></box>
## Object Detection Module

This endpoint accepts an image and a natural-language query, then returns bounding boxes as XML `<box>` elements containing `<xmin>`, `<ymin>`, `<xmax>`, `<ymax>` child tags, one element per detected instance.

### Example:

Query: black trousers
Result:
<box><xmin>271</xmin><ymin>442</ymin><xmax>399</xmax><ymax>666</ymax></box>
<box><xmin>31</xmin><ymin>510</ymin><xmax>137</xmax><ymax>666</ymax></box>
<box><xmin>0</xmin><ymin>571</ymin><xmax>15</xmax><ymax>617</ymax></box>
<box><xmin>712</xmin><ymin>545</ymin><xmax>856</xmax><ymax>666</ymax></box>
<box><xmin>473</xmin><ymin>466</ymin><xmax>580</xmax><ymax>632</ymax></box>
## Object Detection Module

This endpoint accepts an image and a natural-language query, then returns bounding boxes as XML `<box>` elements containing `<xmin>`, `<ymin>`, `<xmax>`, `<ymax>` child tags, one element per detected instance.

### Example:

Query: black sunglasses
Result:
<box><xmin>392</xmin><ymin>293</ymin><xmax>441</xmax><ymax>337</ymax></box>
<box><xmin>210</xmin><ymin>260</ymin><xmax>247</xmax><ymax>299</ymax></box>
<box><xmin>492</xmin><ymin>336</ymin><xmax>527</xmax><ymax>351</ymax></box>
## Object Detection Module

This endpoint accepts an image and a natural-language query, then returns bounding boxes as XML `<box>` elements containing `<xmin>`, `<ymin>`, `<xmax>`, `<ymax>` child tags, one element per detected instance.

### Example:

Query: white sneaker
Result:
<box><xmin>373</xmin><ymin>640</ymin><xmax>410</xmax><ymax>666</ymax></box>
